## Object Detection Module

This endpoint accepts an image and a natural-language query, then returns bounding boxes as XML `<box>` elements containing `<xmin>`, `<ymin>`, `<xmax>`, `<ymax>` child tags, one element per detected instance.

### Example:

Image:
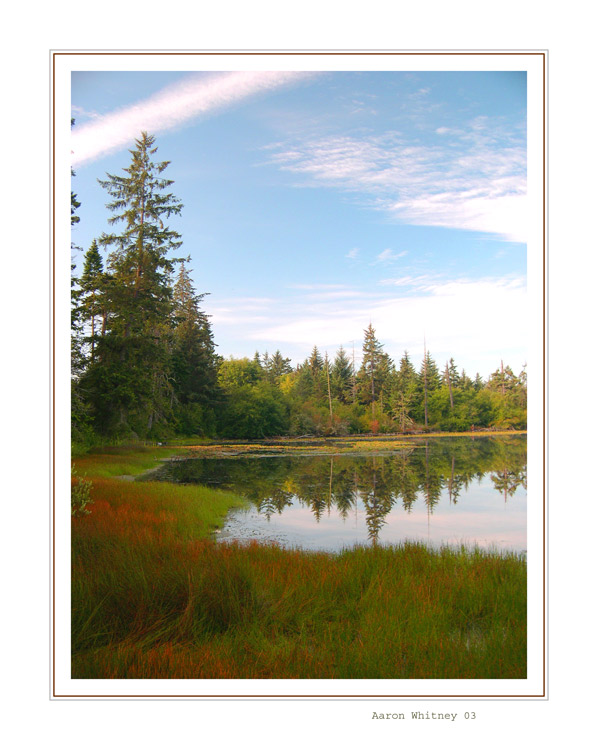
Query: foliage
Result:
<box><xmin>71</xmin><ymin>446</ymin><xmax>526</xmax><ymax>679</ymax></box>
<box><xmin>71</xmin><ymin>466</ymin><xmax>94</xmax><ymax>516</ymax></box>
<box><xmin>219</xmin><ymin>382</ymin><xmax>290</xmax><ymax>439</ymax></box>
<box><xmin>71</xmin><ymin>132</ymin><xmax>526</xmax><ymax>445</ymax></box>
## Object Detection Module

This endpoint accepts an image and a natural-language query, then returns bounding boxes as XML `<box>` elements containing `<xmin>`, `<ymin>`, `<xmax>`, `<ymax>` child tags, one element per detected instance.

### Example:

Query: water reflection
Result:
<box><xmin>153</xmin><ymin>436</ymin><xmax>527</xmax><ymax>551</ymax></box>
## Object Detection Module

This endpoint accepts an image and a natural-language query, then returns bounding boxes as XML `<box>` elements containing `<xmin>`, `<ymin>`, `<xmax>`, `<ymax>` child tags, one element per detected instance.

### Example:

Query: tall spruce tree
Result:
<box><xmin>70</xmin><ymin>117</ymin><xmax>84</xmax><ymax>375</ymax></box>
<box><xmin>78</xmin><ymin>239</ymin><xmax>106</xmax><ymax>362</ymax></box>
<box><xmin>308</xmin><ymin>345</ymin><xmax>325</xmax><ymax>399</ymax></box>
<box><xmin>85</xmin><ymin>132</ymin><xmax>183</xmax><ymax>436</ymax></box>
<box><xmin>331</xmin><ymin>345</ymin><xmax>353</xmax><ymax>402</ymax></box>
<box><xmin>357</xmin><ymin>324</ymin><xmax>391</xmax><ymax>415</ymax></box>
<box><xmin>70</xmin><ymin>122</ymin><xmax>94</xmax><ymax>445</ymax></box>
<box><xmin>268</xmin><ymin>350</ymin><xmax>293</xmax><ymax>381</ymax></box>
<box><xmin>171</xmin><ymin>259</ymin><xmax>220</xmax><ymax>434</ymax></box>
<box><xmin>415</xmin><ymin>348</ymin><xmax>441</xmax><ymax>427</ymax></box>
<box><xmin>396</xmin><ymin>351</ymin><xmax>417</xmax><ymax>393</ymax></box>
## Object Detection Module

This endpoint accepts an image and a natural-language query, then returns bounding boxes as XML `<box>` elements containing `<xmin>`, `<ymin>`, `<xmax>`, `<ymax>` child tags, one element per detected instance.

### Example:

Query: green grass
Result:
<box><xmin>73</xmin><ymin>445</ymin><xmax>181</xmax><ymax>478</ymax></box>
<box><xmin>71</xmin><ymin>446</ymin><xmax>527</xmax><ymax>680</ymax></box>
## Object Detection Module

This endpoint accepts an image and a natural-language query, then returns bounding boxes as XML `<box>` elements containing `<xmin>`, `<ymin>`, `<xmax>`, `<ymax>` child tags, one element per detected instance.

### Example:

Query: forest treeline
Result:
<box><xmin>71</xmin><ymin>132</ymin><xmax>527</xmax><ymax>448</ymax></box>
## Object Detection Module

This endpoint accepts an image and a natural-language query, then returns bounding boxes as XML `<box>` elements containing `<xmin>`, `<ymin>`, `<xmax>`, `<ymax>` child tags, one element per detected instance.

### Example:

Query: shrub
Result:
<box><xmin>71</xmin><ymin>465</ymin><xmax>94</xmax><ymax>516</ymax></box>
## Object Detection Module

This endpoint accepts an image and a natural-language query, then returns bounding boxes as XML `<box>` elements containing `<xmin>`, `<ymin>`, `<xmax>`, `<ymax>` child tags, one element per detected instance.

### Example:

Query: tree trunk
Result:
<box><xmin>326</xmin><ymin>354</ymin><xmax>333</xmax><ymax>425</ymax></box>
<box><xmin>424</xmin><ymin>343</ymin><xmax>428</xmax><ymax>428</ymax></box>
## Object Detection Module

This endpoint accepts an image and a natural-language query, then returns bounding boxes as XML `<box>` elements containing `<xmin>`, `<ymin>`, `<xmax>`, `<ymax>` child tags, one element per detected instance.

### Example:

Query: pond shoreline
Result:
<box><xmin>162</xmin><ymin>430</ymin><xmax>526</xmax><ymax>460</ymax></box>
<box><xmin>150</xmin><ymin>434</ymin><xmax>527</xmax><ymax>554</ymax></box>
<box><xmin>72</xmin><ymin>440</ymin><xmax>527</xmax><ymax>679</ymax></box>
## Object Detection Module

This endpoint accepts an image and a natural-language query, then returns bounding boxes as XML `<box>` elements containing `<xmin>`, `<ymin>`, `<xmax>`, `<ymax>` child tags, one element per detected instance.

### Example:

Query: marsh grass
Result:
<box><xmin>71</xmin><ymin>448</ymin><xmax>526</xmax><ymax>679</ymax></box>
<box><xmin>73</xmin><ymin>446</ymin><xmax>181</xmax><ymax>478</ymax></box>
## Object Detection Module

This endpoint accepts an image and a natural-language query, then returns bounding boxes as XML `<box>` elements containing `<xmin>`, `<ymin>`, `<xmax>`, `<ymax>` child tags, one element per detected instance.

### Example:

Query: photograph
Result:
<box><xmin>56</xmin><ymin>51</ymin><xmax>545</xmax><ymax>696</ymax></box>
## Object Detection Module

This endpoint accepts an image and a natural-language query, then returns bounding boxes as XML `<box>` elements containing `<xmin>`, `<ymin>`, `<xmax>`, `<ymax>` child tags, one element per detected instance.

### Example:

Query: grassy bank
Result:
<box><xmin>71</xmin><ymin>446</ymin><xmax>526</xmax><ymax>680</ymax></box>
<box><xmin>72</xmin><ymin>444</ymin><xmax>182</xmax><ymax>478</ymax></box>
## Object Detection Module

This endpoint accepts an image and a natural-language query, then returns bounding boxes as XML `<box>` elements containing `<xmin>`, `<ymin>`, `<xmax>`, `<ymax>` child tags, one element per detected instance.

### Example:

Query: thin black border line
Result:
<box><xmin>53</xmin><ymin>50</ymin><xmax>547</xmax><ymax>699</ymax></box>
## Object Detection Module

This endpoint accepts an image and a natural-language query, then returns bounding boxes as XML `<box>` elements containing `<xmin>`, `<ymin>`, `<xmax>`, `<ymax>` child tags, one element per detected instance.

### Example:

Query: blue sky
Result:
<box><xmin>71</xmin><ymin>70</ymin><xmax>527</xmax><ymax>378</ymax></box>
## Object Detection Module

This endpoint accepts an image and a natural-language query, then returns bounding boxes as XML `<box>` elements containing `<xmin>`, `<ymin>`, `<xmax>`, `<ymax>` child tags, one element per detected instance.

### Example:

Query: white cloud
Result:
<box><xmin>301</xmin><ymin>290</ymin><xmax>381</xmax><ymax>301</ymax></box>
<box><xmin>289</xmin><ymin>283</ymin><xmax>346</xmax><ymax>290</ymax></box>
<box><xmin>374</xmin><ymin>248</ymin><xmax>408</xmax><ymax>264</ymax></box>
<box><xmin>345</xmin><ymin>248</ymin><xmax>359</xmax><ymax>259</ymax></box>
<box><xmin>268</xmin><ymin>119</ymin><xmax>527</xmax><ymax>243</ymax></box>
<box><xmin>71</xmin><ymin>71</ymin><xmax>315</xmax><ymax>167</ymax></box>
<box><xmin>71</xmin><ymin>104</ymin><xmax>100</xmax><ymax>121</ymax></box>
<box><xmin>379</xmin><ymin>274</ymin><xmax>441</xmax><ymax>289</ymax></box>
<box><xmin>227</xmin><ymin>275</ymin><xmax>527</xmax><ymax>376</ymax></box>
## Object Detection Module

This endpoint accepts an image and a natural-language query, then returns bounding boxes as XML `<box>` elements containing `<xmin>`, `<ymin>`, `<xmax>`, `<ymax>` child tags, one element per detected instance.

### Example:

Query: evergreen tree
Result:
<box><xmin>252</xmin><ymin>350</ymin><xmax>264</xmax><ymax>376</ymax></box>
<box><xmin>308</xmin><ymin>346</ymin><xmax>324</xmax><ymax>374</ymax></box>
<box><xmin>78</xmin><ymin>239</ymin><xmax>106</xmax><ymax>362</ymax></box>
<box><xmin>84</xmin><ymin>132</ymin><xmax>183</xmax><ymax>436</ymax></box>
<box><xmin>268</xmin><ymin>350</ymin><xmax>293</xmax><ymax>380</ymax></box>
<box><xmin>308</xmin><ymin>346</ymin><xmax>325</xmax><ymax>398</ymax></box>
<box><xmin>414</xmin><ymin>348</ymin><xmax>441</xmax><ymax>427</ymax></box>
<box><xmin>396</xmin><ymin>351</ymin><xmax>417</xmax><ymax>393</ymax></box>
<box><xmin>171</xmin><ymin>259</ymin><xmax>220</xmax><ymax>434</ymax></box>
<box><xmin>443</xmin><ymin>357</ymin><xmax>461</xmax><ymax>406</ymax></box>
<box><xmin>331</xmin><ymin>345</ymin><xmax>353</xmax><ymax>402</ymax></box>
<box><xmin>357</xmin><ymin>324</ymin><xmax>391</xmax><ymax>415</ymax></box>
<box><xmin>70</xmin><ymin>117</ymin><xmax>84</xmax><ymax>375</ymax></box>
<box><xmin>71</xmin><ymin>119</ymin><xmax>81</xmax><ymax>229</ymax></box>
<box><xmin>70</xmin><ymin>123</ymin><xmax>94</xmax><ymax>447</ymax></box>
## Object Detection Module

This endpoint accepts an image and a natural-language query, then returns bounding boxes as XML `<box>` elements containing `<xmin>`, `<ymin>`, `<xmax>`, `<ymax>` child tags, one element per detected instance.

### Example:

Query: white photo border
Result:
<box><xmin>52</xmin><ymin>50</ymin><xmax>546</xmax><ymax>699</ymax></box>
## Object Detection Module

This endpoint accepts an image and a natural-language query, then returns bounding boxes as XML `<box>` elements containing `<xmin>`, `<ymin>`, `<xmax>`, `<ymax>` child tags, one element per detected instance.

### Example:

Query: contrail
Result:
<box><xmin>71</xmin><ymin>70</ymin><xmax>315</xmax><ymax>167</ymax></box>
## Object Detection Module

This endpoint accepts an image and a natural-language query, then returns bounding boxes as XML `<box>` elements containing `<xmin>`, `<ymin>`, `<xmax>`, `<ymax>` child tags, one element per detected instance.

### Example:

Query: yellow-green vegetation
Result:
<box><xmin>172</xmin><ymin>431</ymin><xmax>526</xmax><ymax>459</ymax></box>
<box><xmin>73</xmin><ymin>444</ymin><xmax>181</xmax><ymax>478</ymax></box>
<box><xmin>71</xmin><ymin>445</ymin><xmax>526</xmax><ymax>680</ymax></box>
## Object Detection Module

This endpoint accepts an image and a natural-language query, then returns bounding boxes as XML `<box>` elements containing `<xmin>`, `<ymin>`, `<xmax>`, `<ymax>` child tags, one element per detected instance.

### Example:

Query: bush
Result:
<box><xmin>71</xmin><ymin>465</ymin><xmax>94</xmax><ymax>516</ymax></box>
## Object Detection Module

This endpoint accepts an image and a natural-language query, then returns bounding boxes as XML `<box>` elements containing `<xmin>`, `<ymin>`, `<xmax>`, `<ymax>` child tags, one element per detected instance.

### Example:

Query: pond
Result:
<box><xmin>151</xmin><ymin>435</ymin><xmax>526</xmax><ymax>553</ymax></box>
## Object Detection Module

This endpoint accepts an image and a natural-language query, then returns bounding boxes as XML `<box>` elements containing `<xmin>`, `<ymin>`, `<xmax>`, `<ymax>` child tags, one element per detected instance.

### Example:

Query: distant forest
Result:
<box><xmin>71</xmin><ymin>132</ymin><xmax>527</xmax><ymax>448</ymax></box>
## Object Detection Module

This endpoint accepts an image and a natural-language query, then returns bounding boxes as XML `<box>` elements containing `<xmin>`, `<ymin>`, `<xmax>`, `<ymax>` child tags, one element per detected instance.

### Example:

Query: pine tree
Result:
<box><xmin>70</xmin><ymin>122</ymin><xmax>93</xmax><ymax>446</ymax></box>
<box><xmin>444</xmin><ymin>361</ymin><xmax>455</xmax><ymax>411</ymax></box>
<box><xmin>331</xmin><ymin>345</ymin><xmax>353</xmax><ymax>402</ymax></box>
<box><xmin>396</xmin><ymin>351</ymin><xmax>417</xmax><ymax>394</ymax></box>
<box><xmin>171</xmin><ymin>259</ymin><xmax>220</xmax><ymax>434</ymax></box>
<box><xmin>324</xmin><ymin>352</ymin><xmax>333</xmax><ymax>423</ymax></box>
<box><xmin>78</xmin><ymin>240</ymin><xmax>106</xmax><ymax>362</ymax></box>
<box><xmin>85</xmin><ymin>132</ymin><xmax>183</xmax><ymax>436</ymax></box>
<box><xmin>71</xmin><ymin>119</ymin><xmax>81</xmax><ymax>230</ymax></box>
<box><xmin>269</xmin><ymin>350</ymin><xmax>293</xmax><ymax>380</ymax></box>
<box><xmin>70</xmin><ymin>117</ymin><xmax>84</xmax><ymax>375</ymax></box>
<box><xmin>308</xmin><ymin>345</ymin><xmax>325</xmax><ymax>399</ymax></box>
<box><xmin>415</xmin><ymin>348</ymin><xmax>441</xmax><ymax>427</ymax></box>
<box><xmin>357</xmin><ymin>324</ymin><xmax>391</xmax><ymax>416</ymax></box>
<box><xmin>308</xmin><ymin>346</ymin><xmax>323</xmax><ymax>374</ymax></box>
<box><xmin>389</xmin><ymin>352</ymin><xmax>417</xmax><ymax>431</ymax></box>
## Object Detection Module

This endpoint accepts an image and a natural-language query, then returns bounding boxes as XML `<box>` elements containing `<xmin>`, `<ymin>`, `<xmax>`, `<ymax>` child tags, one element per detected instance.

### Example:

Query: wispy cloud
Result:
<box><xmin>267</xmin><ymin>118</ymin><xmax>527</xmax><ymax>243</ymax></box>
<box><xmin>289</xmin><ymin>283</ymin><xmax>346</xmax><ymax>291</ymax></box>
<box><xmin>373</xmin><ymin>248</ymin><xmax>408</xmax><ymax>264</ymax></box>
<box><xmin>71</xmin><ymin>104</ymin><xmax>101</xmax><ymax>121</ymax></box>
<box><xmin>379</xmin><ymin>274</ymin><xmax>441</xmax><ymax>289</ymax></box>
<box><xmin>345</xmin><ymin>248</ymin><xmax>359</xmax><ymax>259</ymax></box>
<box><xmin>71</xmin><ymin>71</ymin><xmax>316</xmax><ymax>167</ymax></box>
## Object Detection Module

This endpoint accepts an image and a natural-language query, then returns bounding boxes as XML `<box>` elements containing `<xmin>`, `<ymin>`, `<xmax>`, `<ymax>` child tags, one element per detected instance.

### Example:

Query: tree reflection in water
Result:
<box><xmin>155</xmin><ymin>435</ymin><xmax>527</xmax><ymax>546</ymax></box>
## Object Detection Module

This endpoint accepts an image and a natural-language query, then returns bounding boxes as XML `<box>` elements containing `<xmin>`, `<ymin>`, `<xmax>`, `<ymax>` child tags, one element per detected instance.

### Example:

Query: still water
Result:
<box><xmin>152</xmin><ymin>436</ymin><xmax>526</xmax><ymax>553</ymax></box>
